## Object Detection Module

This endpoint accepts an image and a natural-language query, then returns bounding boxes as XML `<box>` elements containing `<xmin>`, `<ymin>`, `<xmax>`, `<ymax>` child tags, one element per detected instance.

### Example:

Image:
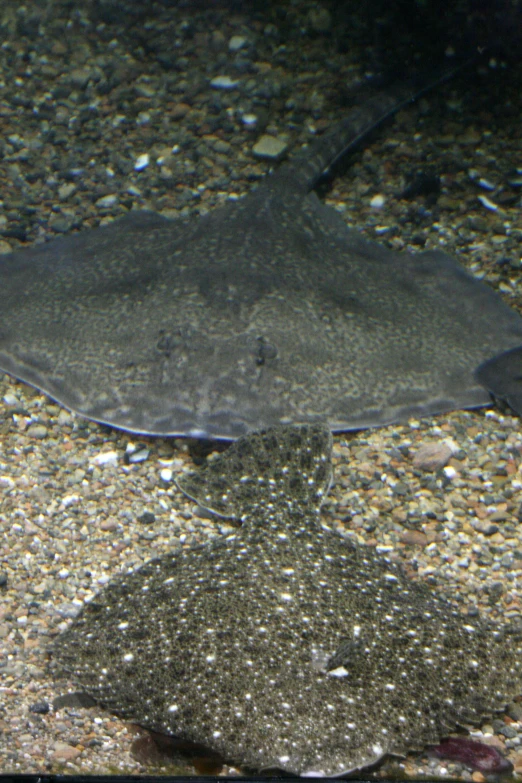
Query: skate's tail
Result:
<box><xmin>272</xmin><ymin>56</ymin><xmax>480</xmax><ymax>195</ymax></box>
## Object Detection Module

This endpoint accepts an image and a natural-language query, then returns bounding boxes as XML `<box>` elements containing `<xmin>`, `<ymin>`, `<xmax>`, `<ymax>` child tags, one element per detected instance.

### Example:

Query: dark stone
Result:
<box><xmin>137</xmin><ymin>512</ymin><xmax>155</xmax><ymax>525</ymax></box>
<box><xmin>30</xmin><ymin>701</ymin><xmax>50</xmax><ymax>715</ymax></box>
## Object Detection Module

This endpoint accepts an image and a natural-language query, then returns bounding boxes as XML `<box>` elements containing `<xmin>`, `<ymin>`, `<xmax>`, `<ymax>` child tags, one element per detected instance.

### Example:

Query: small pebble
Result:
<box><xmin>92</xmin><ymin>450</ymin><xmax>119</xmax><ymax>466</ymax></box>
<box><xmin>58</xmin><ymin>183</ymin><xmax>77</xmax><ymax>200</ymax></box>
<box><xmin>477</xmin><ymin>194</ymin><xmax>499</xmax><ymax>211</ymax></box>
<box><xmin>51</xmin><ymin>743</ymin><xmax>82</xmax><ymax>763</ymax></box>
<box><xmin>413</xmin><ymin>442</ymin><xmax>453</xmax><ymax>471</ymax></box>
<box><xmin>478</xmin><ymin>177</ymin><xmax>496</xmax><ymax>191</ymax></box>
<box><xmin>252</xmin><ymin>135</ymin><xmax>288</xmax><ymax>160</ymax></box>
<box><xmin>137</xmin><ymin>512</ymin><xmax>156</xmax><ymax>525</ymax></box>
<box><xmin>95</xmin><ymin>194</ymin><xmax>118</xmax><ymax>208</ymax></box>
<box><xmin>127</xmin><ymin>448</ymin><xmax>150</xmax><ymax>464</ymax></box>
<box><xmin>27</xmin><ymin>424</ymin><xmax>48</xmax><ymax>439</ymax></box>
<box><xmin>134</xmin><ymin>153</ymin><xmax>150</xmax><ymax>171</ymax></box>
<box><xmin>229</xmin><ymin>35</ymin><xmax>247</xmax><ymax>51</ymax></box>
<box><xmin>210</xmin><ymin>75</ymin><xmax>239</xmax><ymax>90</ymax></box>
<box><xmin>29</xmin><ymin>701</ymin><xmax>50</xmax><ymax>715</ymax></box>
<box><xmin>370</xmin><ymin>194</ymin><xmax>385</xmax><ymax>208</ymax></box>
<box><xmin>241</xmin><ymin>113</ymin><xmax>258</xmax><ymax>127</ymax></box>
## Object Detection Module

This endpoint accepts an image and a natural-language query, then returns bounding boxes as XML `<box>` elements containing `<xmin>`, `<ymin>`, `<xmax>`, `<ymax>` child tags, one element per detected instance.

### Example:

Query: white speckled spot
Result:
<box><xmin>328</xmin><ymin>666</ymin><xmax>349</xmax><ymax>678</ymax></box>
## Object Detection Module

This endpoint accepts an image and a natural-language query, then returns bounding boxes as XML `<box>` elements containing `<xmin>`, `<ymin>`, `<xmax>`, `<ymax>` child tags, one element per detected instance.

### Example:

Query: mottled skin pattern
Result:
<box><xmin>54</xmin><ymin>425</ymin><xmax>522</xmax><ymax>777</ymax></box>
<box><xmin>1</xmin><ymin>87</ymin><xmax>522</xmax><ymax>438</ymax></box>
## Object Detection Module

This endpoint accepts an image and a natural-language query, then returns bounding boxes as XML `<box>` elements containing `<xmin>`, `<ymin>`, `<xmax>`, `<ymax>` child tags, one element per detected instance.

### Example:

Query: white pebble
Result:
<box><xmin>134</xmin><ymin>153</ymin><xmax>150</xmax><ymax>171</ymax></box>
<box><xmin>92</xmin><ymin>450</ymin><xmax>119</xmax><ymax>466</ymax></box>
<box><xmin>95</xmin><ymin>194</ymin><xmax>118</xmax><ymax>209</ymax></box>
<box><xmin>128</xmin><ymin>449</ymin><xmax>149</xmax><ymax>464</ymax></box>
<box><xmin>478</xmin><ymin>177</ymin><xmax>496</xmax><ymax>191</ymax></box>
<box><xmin>477</xmin><ymin>194</ymin><xmax>498</xmax><ymax>211</ymax></box>
<box><xmin>370</xmin><ymin>194</ymin><xmax>385</xmax><ymax>209</ymax></box>
<box><xmin>229</xmin><ymin>35</ymin><xmax>247</xmax><ymax>51</ymax></box>
<box><xmin>443</xmin><ymin>465</ymin><xmax>457</xmax><ymax>479</ymax></box>
<box><xmin>61</xmin><ymin>494</ymin><xmax>80</xmax><ymax>508</ymax></box>
<box><xmin>160</xmin><ymin>468</ymin><xmax>173</xmax><ymax>482</ymax></box>
<box><xmin>241</xmin><ymin>113</ymin><xmax>258</xmax><ymax>126</ymax></box>
<box><xmin>210</xmin><ymin>75</ymin><xmax>239</xmax><ymax>90</ymax></box>
<box><xmin>252</xmin><ymin>135</ymin><xmax>288</xmax><ymax>160</ymax></box>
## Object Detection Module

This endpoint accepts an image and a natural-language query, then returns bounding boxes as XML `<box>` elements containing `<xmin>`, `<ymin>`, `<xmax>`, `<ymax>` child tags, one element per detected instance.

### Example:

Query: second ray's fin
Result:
<box><xmin>475</xmin><ymin>345</ymin><xmax>522</xmax><ymax>417</ymax></box>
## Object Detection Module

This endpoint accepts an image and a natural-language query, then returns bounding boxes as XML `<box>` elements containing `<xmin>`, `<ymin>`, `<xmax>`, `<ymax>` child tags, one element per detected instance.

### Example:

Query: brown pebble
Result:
<box><xmin>426</xmin><ymin>530</ymin><xmax>444</xmax><ymax>543</ymax></box>
<box><xmin>471</xmin><ymin>771</ymin><xmax>486</xmax><ymax>783</ymax></box>
<box><xmin>482</xmin><ymin>735</ymin><xmax>508</xmax><ymax>752</ymax></box>
<box><xmin>412</xmin><ymin>442</ymin><xmax>453</xmax><ymax>471</ymax></box>
<box><xmin>51</xmin><ymin>41</ymin><xmax>68</xmax><ymax>55</ymax></box>
<box><xmin>400</xmin><ymin>530</ymin><xmax>428</xmax><ymax>546</ymax></box>
<box><xmin>100</xmin><ymin>518</ymin><xmax>119</xmax><ymax>532</ymax></box>
<box><xmin>513</xmin><ymin>751</ymin><xmax>522</xmax><ymax>774</ymax></box>
<box><xmin>51</xmin><ymin>742</ymin><xmax>82</xmax><ymax>762</ymax></box>
<box><xmin>171</xmin><ymin>102</ymin><xmax>191</xmax><ymax>119</ymax></box>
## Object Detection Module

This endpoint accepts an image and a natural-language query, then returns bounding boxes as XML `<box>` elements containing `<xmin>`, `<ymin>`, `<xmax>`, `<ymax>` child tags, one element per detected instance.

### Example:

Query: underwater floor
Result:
<box><xmin>1</xmin><ymin>0</ymin><xmax>522</xmax><ymax>778</ymax></box>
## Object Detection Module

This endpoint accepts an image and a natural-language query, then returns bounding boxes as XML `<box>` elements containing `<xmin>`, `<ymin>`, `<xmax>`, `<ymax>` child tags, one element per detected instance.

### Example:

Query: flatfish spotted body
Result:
<box><xmin>54</xmin><ymin>426</ymin><xmax>522</xmax><ymax>776</ymax></box>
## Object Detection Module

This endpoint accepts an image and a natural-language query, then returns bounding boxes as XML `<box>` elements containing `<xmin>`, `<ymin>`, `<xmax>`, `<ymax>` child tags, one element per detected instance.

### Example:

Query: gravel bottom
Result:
<box><xmin>1</xmin><ymin>0</ymin><xmax>522</xmax><ymax>778</ymax></box>
<box><xmin>3</xmin><ymin>374</ymin><xmax>522</xmax><ymax>779</ymax></box>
